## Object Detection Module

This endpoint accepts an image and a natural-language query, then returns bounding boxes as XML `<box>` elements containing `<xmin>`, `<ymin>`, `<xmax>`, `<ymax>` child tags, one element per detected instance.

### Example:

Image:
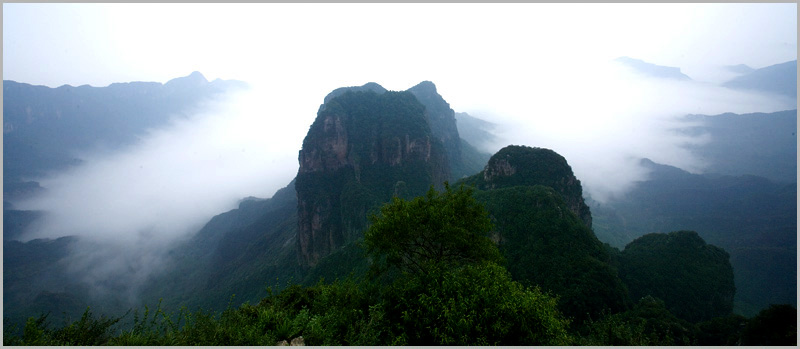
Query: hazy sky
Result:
<box><xmin>4</xmin><ymin>3</ymin><xmax>796</xmax><ymax>88</ymax></box>
<box><xmin>3</xmin><ymin>2</ymin><xmax>797</xmax><ymax>301</ymax></box>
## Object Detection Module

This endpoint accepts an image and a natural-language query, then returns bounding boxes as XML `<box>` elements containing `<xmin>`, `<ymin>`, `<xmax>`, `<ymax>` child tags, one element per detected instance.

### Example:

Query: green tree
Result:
<box><xmin>364</xmin><ymin>183</ymin><xmax>501</xmax><ymax>276</ymax></box>
<box><xmin>381</xmin><ymin>261</ymin><xmax>572</xmax><ymax>345</ymax></box>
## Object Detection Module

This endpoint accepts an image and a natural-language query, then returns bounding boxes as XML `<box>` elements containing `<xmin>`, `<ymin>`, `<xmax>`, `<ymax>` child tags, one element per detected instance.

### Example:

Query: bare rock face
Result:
<box><xmin>295</xmin><ymin>83</ymin><xmax>451</xmax><ymax>266</ymax></box>
<box><xmin>472</xmin><ymin>145</ymin><xmax>593</xmax><ymax>229</ymax></box>
<box><xmin>298</xmin><ymin>113</ymin><xmax>349</xmax><ymax>173</ymax></box>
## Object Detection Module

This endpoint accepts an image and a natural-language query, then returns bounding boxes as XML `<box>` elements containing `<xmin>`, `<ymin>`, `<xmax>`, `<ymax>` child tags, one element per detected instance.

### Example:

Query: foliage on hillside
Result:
<box><xmin>618</xmin><ymin>231</ymin><xmax>736</xmax><ymax>323</ymax></box>
<box><xmin>364</xmin><ymin>184</ymin><xmax>501</xmax><ymax>276</ymax></box>
<box><xmin>476</xmin><ymin>185</ymin><xmax>629</xmax><ymax>325</ymax></box>
<box><xmin>4</xmin><ymin>185</ymin><xmax>796</xmax><ymax>346</ymax></box>
<box><xmin>4</xmin><ymin>185</ymin><xmax>571</xmax><ymax>346</ymax></box>
<box><xmin>461</xmin><ymin>145</ymin><xmax>592</xmax><ymax>228</ymax></box>
<box><xmin>590</xmin><ymin>157</ymin><xmax>796</xmax><ymax>316</ymax></box>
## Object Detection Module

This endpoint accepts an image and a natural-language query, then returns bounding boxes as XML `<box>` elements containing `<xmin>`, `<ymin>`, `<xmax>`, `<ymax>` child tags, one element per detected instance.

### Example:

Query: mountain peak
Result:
<box><xmin>408</xmin><ymin>80</ymin><xmax>437</xmax><ymax>94</ymax></box>
<box><xmin>165</xmin><ymin>71</ymin><xmax>208</xmax><ymax>87</ymax></box>
<box><xmin>464</xmin><ymin>145</ymin><xmax>593</xmax><ymax>228</ymax></box>
<box><xmin>322</xmin><ymin>82</ymin><xmax>387</xmax><ymax>106</ymax></box>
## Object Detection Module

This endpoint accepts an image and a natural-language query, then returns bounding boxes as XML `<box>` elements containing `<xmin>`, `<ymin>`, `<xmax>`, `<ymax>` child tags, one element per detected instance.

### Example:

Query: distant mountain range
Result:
<box><xmin>2</xmin><ymin>72</ymin><xmax>247</xmax><ymax>200</ymax></box>
<box><xmin>722</xmin><ymin>60</ymin><xmax>797</xmax><ymax>98</ymax></box>
<box><xmin>615</xmin><ymin>57</ymin><xmax>797</xmax><ymax>100</ymax></box>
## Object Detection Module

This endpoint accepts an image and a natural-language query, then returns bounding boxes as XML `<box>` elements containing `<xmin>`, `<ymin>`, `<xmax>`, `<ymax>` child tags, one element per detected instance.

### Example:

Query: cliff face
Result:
<box><xmin>464</xmin><ymin>145</ymin><xmax>593</xmax><ymax>229</ymax></box>
<box><xmin>296</xmin><ymin>84</ymin><xmax>450</xmax><ymax>266</ymax></box>
<box><xmin>407</xmin><ymin>81</ymin><xmax>462</xmax><ymax>177</ymax></box>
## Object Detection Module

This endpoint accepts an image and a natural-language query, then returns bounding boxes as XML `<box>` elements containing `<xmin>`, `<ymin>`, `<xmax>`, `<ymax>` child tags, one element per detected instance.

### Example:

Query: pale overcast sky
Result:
<box><xmin>4</xmin><ymin>3</ymin><xmax>796</xmax><ymax>89</ymax></box>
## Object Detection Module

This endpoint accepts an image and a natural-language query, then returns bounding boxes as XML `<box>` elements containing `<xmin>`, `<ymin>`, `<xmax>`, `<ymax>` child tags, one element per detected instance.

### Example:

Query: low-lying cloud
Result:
<box><xmin>13</xmin><ymin>87</ymin><xmax>311</xmax><ymax>299</ymax></box>
<box><xmin>17</xmin><ymin>88</ymin><xmax>307</xmax><ymax>243</ymax></box>
<box><xmin>442</xmin><ymin>60</ymin><xmax>796</xmax><ymax>202</ymax></box>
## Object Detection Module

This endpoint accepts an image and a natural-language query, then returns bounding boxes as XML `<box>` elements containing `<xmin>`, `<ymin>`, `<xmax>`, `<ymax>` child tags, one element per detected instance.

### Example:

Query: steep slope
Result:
<box><xmin>140</xmin><ymin>181</ymin><xmax>301</xmax><ymax>311</ymax></box>
<box><xmin>407</xmin><ymin>81</ymin><xmax>463</xmax><ymax>177</ymax></box>
<box><xmin>296</xmin><ymin>85</ymin><xmax>450</xmax><ymax>266</ymax></box>
<box><xmin>475</xmin><ymin>185</ymin><xmax>629</xmax><ymax>324</ymax></box>
<box><xmin>722</xmin><ymin>60</ymin><xmax>797</xmax><ymax>98</ymax></box>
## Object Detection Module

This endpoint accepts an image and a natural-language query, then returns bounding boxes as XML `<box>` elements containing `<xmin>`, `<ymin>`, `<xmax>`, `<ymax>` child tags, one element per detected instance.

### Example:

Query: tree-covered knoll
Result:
<box><xmin>460</xmin><ymin>145</ymin><xmax>584</xmax><ymax>202</ymax></box>
<box><xmin>618</xmin><ymin>230</ymin><xmax>736</xmax><ymax>323</ymax></box>
<box><xmin>460</xmin><ymin>145</ymin><xmax>593</xmax><ymax>228</ymax></box>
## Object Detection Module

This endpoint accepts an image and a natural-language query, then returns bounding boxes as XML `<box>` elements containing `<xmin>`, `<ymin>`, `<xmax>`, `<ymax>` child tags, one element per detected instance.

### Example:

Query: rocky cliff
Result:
<box><xmin>407</xmin><ymin>81</ymin><xmax>463</xmax><ymax>177</ymax></box>
<box><xmin>295</xmin><ymin>84</ymin><xmax>451</xmax><ymax>266</ymax></box>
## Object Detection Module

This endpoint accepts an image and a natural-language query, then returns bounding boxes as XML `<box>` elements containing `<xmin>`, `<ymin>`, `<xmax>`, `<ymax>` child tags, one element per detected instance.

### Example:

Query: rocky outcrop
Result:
<box><xmin>296</xmin><ymin>84</ymin><xmax>451</xmax><ymax>266</ymax></box>
<box><xmin>466</xmin><ymin>145</ymin><xmax>593</xmax><ymax>229</ymax></box>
